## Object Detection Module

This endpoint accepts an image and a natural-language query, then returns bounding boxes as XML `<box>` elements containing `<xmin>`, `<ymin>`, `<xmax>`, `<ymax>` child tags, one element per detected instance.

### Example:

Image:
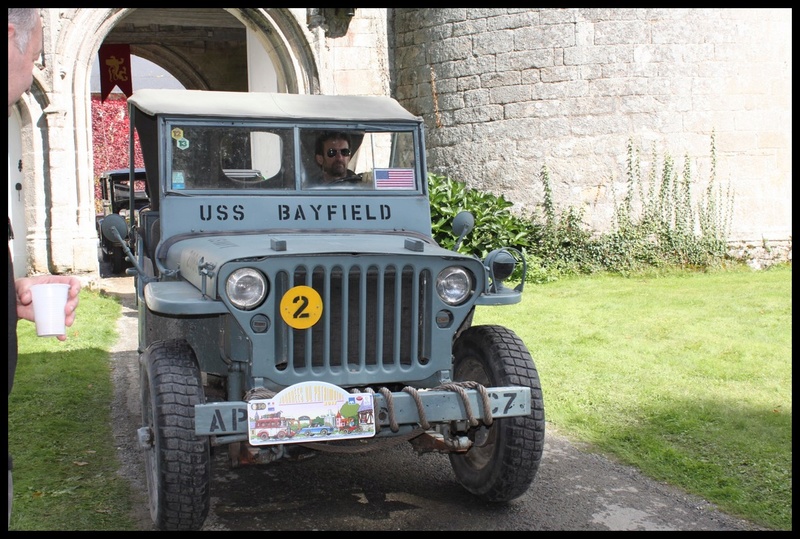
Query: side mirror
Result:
<box><xmin>101</xmin><ymin>213</ymin><xmax>129</xmax><ymax>244</ymax></box>
<box><xmin>451</xmin><ymin>211</ymin><xmax>474</xmax><ymax>252</ymax></box>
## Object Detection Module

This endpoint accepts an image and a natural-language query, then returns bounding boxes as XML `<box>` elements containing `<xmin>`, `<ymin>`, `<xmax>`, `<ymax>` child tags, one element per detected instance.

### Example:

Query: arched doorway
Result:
<box><xmin>12</xmin><ymin>8</ymin><xmax>320</xmax><ymax>276</ymax></box>
<box><xmin>8</xmin><ymin>111</ymin><xmax>27</xmax><ymax>278</ymax></box>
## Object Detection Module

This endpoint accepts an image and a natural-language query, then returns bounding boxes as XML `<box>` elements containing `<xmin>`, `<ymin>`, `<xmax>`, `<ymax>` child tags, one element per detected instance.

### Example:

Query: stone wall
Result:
<box><xmin>728</xmin><ymin>239</ymin><xmax>792</xmax><ymax>271</ymax></box>
<box><xmin>11</xmin><ymin>8</ymin><xmax>792</xmax><ymax>275</ymax></box>
<box><xmin>391</xmin><ymin>8</ymin><xmax>791</xmax><ymax>264</ymax></box>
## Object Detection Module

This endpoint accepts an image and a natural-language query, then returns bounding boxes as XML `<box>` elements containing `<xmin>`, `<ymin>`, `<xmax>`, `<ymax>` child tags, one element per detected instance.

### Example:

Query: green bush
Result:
<box><xmin>428</xmin><ymin>172</ymin><xmax>540</xmax><ymax>259</ymax></box>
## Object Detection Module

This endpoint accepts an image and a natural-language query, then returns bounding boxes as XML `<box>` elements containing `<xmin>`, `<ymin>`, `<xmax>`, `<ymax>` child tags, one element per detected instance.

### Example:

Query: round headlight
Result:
<box><xmin>436</xmin><ymin>266</ymin><xmax>473</xmax><ymax>306</ymax></box>
<box><xmin>226</xmin><ymin>268</ymin><xmax>268</xmax><ymax>310</ymax></box>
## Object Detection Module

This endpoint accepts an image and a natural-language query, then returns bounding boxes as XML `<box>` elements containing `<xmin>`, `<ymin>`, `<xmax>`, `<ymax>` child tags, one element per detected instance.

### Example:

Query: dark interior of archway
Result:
<box><xmin>102</xmin><ymin>8</ymin><xmax>249</xmax><ymax>91</ymax></box>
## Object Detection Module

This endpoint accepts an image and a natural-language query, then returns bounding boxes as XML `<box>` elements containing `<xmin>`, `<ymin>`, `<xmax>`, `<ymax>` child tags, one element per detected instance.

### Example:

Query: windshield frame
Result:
<box><xmin>161</xmin><ymin>119</ymin><xmax>426</xmax><ymax>197</ymax></box>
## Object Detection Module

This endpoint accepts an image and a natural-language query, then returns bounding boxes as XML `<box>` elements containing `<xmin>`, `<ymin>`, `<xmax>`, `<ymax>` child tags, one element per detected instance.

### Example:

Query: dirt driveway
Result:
<box><xmin>95</xmin><ymin>273</ymin><xmax>764</xmax><ymax>531</ymax></box>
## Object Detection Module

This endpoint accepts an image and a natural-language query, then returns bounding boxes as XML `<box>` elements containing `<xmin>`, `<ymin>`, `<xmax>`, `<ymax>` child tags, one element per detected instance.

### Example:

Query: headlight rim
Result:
<box><xmin>436</xmin><ymin>265</ymin><xmax>474</xmax><ymax>306</ymax></box>
<box><xmin>226</xmin><ymin>267</ymin><xmax>268</xmax><ymax>311</ymax></box>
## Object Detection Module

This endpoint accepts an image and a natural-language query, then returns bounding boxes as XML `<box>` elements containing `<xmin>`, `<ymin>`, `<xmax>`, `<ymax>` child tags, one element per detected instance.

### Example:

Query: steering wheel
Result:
<box><xmin>226</xmin><ymin>172</ymin><xmax>271</xmax><ymax>185</ymax></box>
<box><xmin>330</xmin><ymin>174</ymin><xmax>362</xmax><ymax>184</ymax></box>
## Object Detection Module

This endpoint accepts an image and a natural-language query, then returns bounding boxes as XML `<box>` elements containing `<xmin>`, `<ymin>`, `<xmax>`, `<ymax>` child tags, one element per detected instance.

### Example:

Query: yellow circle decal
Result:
<box><xmin>279</xmin><ymin>286</ymin><xmax>323</xmax><ymax>329</ymax></box>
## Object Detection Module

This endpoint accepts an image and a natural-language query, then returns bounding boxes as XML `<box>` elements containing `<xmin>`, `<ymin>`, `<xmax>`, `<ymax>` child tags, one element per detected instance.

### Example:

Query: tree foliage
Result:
<box><xmin>91</xmin><ymin>95</ymin><xmax>145</xmax><ymax>213</ymax></box>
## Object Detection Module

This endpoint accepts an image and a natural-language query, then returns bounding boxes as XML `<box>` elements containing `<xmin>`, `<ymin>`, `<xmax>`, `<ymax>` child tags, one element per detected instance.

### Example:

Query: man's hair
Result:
<box><xmin>315</xmin><ymin>131</ymin><xmax>352</xmax><ymax>156</ymax></box>
<box><xmin>8</xmin><ymin>8</ymin><xmax>39</xmax><ymax>54</ymax></box>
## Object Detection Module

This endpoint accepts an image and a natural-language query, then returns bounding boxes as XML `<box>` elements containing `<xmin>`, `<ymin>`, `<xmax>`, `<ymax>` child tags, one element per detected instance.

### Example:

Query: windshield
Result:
<box><xmin>168</xmin><ymin>125</ymin><xmax>293</xmax><ymax>190</ymax></box>
<box><xmin>165</xmin><ymin>123</ymin><xmax>419</xmax><ymax>193</ymax></box>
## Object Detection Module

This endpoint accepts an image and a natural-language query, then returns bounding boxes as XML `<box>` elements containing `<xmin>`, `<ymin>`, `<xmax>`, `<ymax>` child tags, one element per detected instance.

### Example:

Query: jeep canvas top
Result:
<box><xmin>102</xmin><ymin>89</ymin><xmax>545</xmax><ymax>531</ymax></box>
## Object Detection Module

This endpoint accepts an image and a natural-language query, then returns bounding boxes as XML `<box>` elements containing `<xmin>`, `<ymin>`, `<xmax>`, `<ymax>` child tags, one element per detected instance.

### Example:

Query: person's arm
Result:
<box><xmin>15</xmin><ymin>275</ymin><xmax>81</xmax><ymax>341</ymax></box>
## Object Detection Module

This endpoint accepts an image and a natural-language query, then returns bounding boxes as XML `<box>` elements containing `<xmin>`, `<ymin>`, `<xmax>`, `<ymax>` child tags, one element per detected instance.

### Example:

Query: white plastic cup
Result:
<box><xmin>30</xmin><ymin>283</ymin><xmax>70</xmax><ymax>337</ymax></box>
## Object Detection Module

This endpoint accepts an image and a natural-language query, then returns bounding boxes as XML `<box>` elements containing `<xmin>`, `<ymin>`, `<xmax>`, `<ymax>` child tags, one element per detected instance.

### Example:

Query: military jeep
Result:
<box><xmin>96</xmin><ymin>167</ymin><xmax>149</xmax><ymax>274</ymax></box>
<box><xmin>102</xmin><ymin>89</ymin><xmax>545</xmax><ymax>531</ymax></box>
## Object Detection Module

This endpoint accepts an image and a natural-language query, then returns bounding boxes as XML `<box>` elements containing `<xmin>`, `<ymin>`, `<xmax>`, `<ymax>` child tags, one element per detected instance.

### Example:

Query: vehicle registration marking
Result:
<box><xmin>247</xmin><ymin>381</ymin><xmax>375</xmax><ymax>446</ymax></box>
<box><xmin>279</xmin><ymin>285</ymin><xmax>323</xmax><ymax>329</ymax></box>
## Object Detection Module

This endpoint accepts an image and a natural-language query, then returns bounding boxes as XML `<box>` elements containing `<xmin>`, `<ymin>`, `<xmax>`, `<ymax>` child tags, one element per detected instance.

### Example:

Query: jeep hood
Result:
<box><xmin>164</xmin><ymin>232</ymin><xmax>470</xmax><ymax>297</ymax></box>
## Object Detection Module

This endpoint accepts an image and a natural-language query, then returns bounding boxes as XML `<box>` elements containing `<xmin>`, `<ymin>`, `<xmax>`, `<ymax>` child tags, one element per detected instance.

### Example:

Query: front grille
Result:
<box><xmin>272</xmin><ymin>263</ymin><xmax>432</xmax><ymax>378</ymax></box>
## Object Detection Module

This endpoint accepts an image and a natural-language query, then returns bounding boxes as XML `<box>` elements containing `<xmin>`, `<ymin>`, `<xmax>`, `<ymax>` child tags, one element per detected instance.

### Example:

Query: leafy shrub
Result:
<box><xmin>428</xmin><ymin>172</ymin><xmax>541</xmax><ymax>259</ymax></box>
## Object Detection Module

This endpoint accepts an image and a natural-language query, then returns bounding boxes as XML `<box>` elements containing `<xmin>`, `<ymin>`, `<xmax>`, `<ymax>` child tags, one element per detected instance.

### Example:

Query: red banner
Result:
<box><xmin>98</xmin><ymin>44</ymin><xmax>133</xmax><ymax>102</ymax></box>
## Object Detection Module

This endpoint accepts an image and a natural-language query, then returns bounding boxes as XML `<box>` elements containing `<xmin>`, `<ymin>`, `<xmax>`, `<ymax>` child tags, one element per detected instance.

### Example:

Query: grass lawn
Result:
<box><xmin>474</xmin><ymin>264</ymin><xmax>792</xmax><ymax>530</ymax></box>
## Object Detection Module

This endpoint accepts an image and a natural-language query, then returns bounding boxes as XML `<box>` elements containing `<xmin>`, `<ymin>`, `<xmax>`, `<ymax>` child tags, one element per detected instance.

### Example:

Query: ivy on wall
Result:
<box><xmin>91</xmin><ymin>94</ymin><xmax>145</xmax><ymax>213</ymax></box>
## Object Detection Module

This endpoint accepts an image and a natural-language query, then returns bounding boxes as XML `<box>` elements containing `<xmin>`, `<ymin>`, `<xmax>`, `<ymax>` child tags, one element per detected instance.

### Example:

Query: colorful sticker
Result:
<box><xmin>279</xmin><ymin>285</ymin><xmax>323</xmax><ymax>329</ymax></box>
<box><xmin>172</xmin><ymin>170</ymin><xmax>185</xmax><ymax>190</ymax></box>
<box><xmin>247</xmin><ymin>381</ymin><xmax>376</xmax><ymax>446</ymax></box>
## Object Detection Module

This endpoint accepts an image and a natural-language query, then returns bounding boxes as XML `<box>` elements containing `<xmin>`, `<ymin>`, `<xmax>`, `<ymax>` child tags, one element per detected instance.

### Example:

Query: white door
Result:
<box><xmin>8</xmin><ymin>113</ymin><xmax>28</xmax><ymax>278</ymax></box>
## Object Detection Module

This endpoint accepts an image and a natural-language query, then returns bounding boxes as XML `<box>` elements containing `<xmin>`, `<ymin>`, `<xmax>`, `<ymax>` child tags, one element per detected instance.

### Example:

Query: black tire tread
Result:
<box><xmin>141</xmin><ymin>339</ymin><xmax>210</xmax><ymax>531</ymax></box>
<box><xmin>449</xmin><ymin>324</ymin><xmax>545</xmax><ymax>503</ymax></box>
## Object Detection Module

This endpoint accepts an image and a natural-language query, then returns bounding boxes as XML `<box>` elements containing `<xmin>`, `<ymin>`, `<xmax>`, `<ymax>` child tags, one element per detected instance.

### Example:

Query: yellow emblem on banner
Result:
<box><xmin>280</xmin><ymin>285</ymin><xmax>323</xmax><ymax>329</ymax></box>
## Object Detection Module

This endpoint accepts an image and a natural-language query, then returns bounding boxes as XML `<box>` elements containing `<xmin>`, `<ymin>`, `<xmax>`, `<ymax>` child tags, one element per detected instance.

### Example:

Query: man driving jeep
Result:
<box><xmin>312</xmin><ymin>131</ymin><xmax>361</xmax><ymax>185</ymax></box>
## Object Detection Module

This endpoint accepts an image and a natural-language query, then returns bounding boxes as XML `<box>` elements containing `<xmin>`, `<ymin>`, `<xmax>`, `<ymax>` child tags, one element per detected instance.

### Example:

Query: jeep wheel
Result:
<box><xmin>449</xmin><ymin>325</ymin><xmax>545</xmax><ymax>502</ymax></box>
<box><xmin>140</xmin><ymin>340</ymin><xmax>210</xmax><ymax>530</ymax></box>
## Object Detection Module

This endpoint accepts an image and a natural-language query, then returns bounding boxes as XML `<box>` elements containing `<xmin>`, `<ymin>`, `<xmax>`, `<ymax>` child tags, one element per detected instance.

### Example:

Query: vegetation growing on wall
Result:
<box><xmin>429</xmin><ymin>132</ymin><xmax>736</xmax><ymax>282</ymax></box>
<box><xmin>91</xmin><ymin>95</ymin><xmax>145</xmax><ymax>213</ymax></box>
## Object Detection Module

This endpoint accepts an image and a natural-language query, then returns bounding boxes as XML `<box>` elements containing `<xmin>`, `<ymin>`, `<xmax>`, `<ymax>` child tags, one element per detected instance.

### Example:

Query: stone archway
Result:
<box><xmin>26</xmin><ymin>8</ymin><xmax>320</xmax><ymax>275</ymax></box>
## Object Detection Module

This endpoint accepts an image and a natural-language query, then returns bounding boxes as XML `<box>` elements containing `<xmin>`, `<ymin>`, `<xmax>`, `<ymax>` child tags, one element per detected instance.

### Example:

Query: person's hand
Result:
<box><xmin>15</xmin><ymin>275</ymin><xmax>81</xmax><ymax>341</ymax></box>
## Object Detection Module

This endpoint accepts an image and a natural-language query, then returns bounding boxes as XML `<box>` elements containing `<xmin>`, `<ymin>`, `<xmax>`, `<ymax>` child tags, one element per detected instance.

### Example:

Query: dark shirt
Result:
<box><xmin>312</xmin><ymin>169</ymin><xmax>360</xmax><ymax>186</ymax></box>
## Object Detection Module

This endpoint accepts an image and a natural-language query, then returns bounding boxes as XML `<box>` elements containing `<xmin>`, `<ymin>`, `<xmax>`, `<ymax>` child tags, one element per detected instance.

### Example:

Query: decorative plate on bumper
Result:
<box><xmin>247</xmin><ymin>381</ymin><xmax>376</xmax><ymax>446</ymax></box>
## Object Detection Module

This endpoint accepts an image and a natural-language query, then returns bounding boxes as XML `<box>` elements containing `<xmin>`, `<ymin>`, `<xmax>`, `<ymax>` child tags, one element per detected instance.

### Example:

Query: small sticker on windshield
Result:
<box><xmin>172</xmin><ymin>171</ymin><xmax>185</xmax><ymax>190</ymax></box>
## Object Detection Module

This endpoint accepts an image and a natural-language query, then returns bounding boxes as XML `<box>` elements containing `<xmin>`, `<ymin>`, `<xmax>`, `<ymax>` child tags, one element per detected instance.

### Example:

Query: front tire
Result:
<box><xmin>140</xmin><ymin>340</ymin><xmax>210</xmax><ymax>530</ymax></box>
<box><xmin>449</xmin><ymin>325</ymin><xmax>545</xmax><ymax>502</ymax></box>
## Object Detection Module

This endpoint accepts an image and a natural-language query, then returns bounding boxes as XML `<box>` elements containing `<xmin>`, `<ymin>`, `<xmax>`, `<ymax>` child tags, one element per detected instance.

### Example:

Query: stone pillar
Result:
<box><xmin>41</xmin><ymin>102</ymin><xmax>77</xmax><ymax>273</ymax></box>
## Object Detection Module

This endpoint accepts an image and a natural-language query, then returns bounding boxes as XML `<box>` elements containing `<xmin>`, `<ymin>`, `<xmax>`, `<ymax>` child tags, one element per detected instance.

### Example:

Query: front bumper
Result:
<box><xmin>195</xmin><ymin>385</ymin><xmax>531</xmax><ymax>445</ymax></box>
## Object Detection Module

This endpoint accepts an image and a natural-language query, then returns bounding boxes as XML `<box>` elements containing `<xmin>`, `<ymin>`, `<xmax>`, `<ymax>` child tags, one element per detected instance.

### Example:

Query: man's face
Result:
<box><xmin>8</xmin><ymin>13</ymin><xmax>43</xmax><ymax>117</ymax></box>
<box><xmin>316</xmin><ymin>138</ymin><xmax>351</xmax><ymax>182</ymax></box>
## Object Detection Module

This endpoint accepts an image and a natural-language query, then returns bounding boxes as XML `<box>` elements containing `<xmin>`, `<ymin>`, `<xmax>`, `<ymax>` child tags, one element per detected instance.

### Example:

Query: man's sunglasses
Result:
<box><xmin>326</xmin><ymin>148</ymin><xmax>351</xmax><ymax>157</ymax></box>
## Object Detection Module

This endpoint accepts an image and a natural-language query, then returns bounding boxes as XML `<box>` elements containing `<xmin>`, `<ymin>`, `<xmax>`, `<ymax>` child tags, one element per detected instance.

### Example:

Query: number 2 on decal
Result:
<box><xmin>292</xmin><ymin>295</ymin><xmax>310</xmax><ymax>318</ymax></box>
<box><xmin>279</xmin><ymin>285</ymin><xmax>323</xmax><ymax>329</ymax></box>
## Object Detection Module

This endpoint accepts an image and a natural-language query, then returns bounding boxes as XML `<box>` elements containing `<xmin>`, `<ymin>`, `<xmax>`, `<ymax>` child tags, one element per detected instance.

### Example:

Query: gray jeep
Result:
<box><xmin>96</xmin><ymin>167</ymin><xmax>149</xmax><ymax>274</ymax></box>
<box><xmin>102</xmin><ymin>89</ymin><xmax>545</xmax><ymax>531</ymax></box>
